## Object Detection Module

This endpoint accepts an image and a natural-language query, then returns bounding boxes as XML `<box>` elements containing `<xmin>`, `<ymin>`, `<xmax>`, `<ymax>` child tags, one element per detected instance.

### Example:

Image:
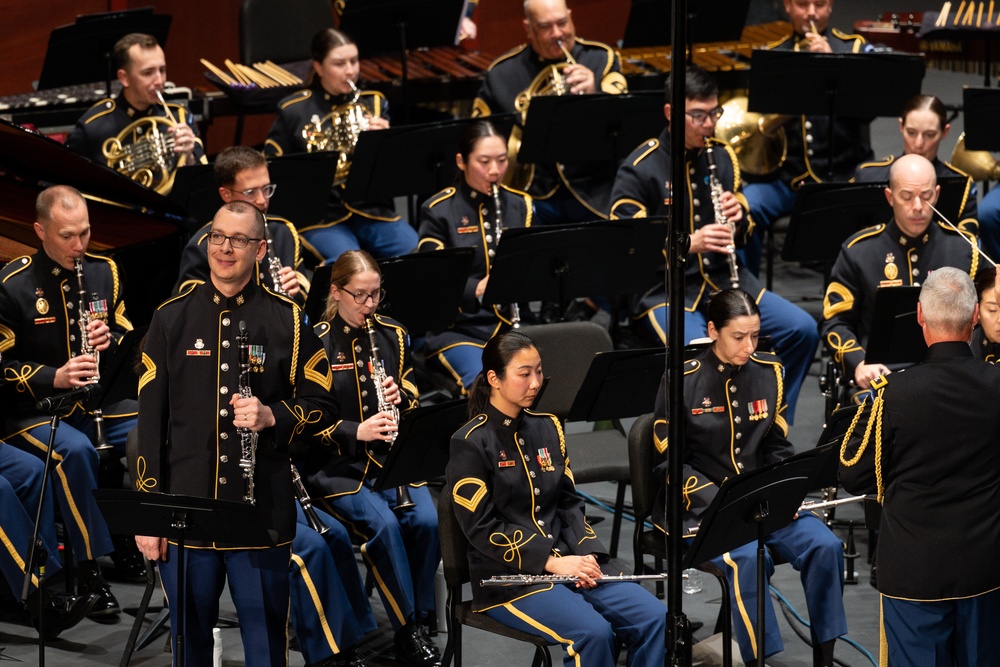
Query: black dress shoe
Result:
<box><xmin>28</xmin><ymin>589</ymin><xmax>99</xmax><ymax>641</ymax></box>
<box><xmin>394</xmin><ymin>622</ymin><xmax>441</xmax><ymax>667</ymax></box>
<box><xmin>77</xmin><ymin>561</ymin><xmax>121</xmax><ymax>620</ymax></box>
<box><xmin>309</xmin><ymin>648</ymin><xmax>370</xmax><ymax>667</ymax></box>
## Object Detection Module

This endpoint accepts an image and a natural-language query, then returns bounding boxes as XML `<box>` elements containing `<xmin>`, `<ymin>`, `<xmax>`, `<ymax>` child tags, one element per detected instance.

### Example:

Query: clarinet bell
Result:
<box><xmin>394</xmin><ymin>485</ymin><xmax>416</xmax><ymax>513</ymax></box>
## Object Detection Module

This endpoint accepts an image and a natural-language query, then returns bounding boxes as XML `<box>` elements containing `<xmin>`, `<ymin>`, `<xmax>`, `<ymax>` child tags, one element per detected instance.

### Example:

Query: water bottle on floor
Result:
<box><xmin>682</xmin><ymin>568</ymin><xmax>703</xmax><ymax>594</ymax></box>
<box><xmin>213</xmin><ymin>627</ymin><xmax>222</xmax><ymax>667</ymax></box>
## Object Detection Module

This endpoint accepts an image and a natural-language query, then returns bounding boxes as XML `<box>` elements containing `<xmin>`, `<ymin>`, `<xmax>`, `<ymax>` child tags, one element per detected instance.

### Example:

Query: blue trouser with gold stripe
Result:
<box><xmin>484</xmin><ymin>581</ymin><xmax>667</xmax><ymax>667</ymax></box>
<box><xmin>324</xmin><ymin>483</ymin><xmax>439</xmax><ymax>630</ymax></box>
<box><xmin>881</xmin><ymin>588</ymin><xmax>1000</xmax><ymax>667</ymax></box>
<box><xmin>8</xmin><ymin>419</ymin><xmax>116</xmax><ymax>562</ymax></box>
<box><xmin>159</xmin><ymin>544</ymin><xmax>291</xmax><ymax>667</ymax></box>
<box><xmin>438</xmin><ymin>342</ymin><xmax>485</xmax><ymax>392</ymax></box>
<box><xmin>0</xmin><ymin>443</ymin><xmax>62</xmax><ymax>594</ymax></box>
<box><xmin>290</xmin><ymin>504</ymin><xmax>376</xmax><ymax>663</ymax></box>
<box><xmin>713</xmin><ymin>513</ymin><xmax>846</xmax><ymax>664</ymax></box>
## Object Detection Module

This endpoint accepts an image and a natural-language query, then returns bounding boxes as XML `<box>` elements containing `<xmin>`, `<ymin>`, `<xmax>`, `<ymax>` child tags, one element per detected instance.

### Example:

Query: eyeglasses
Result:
<box><xmin>685</xmin><ymin>107</ymin><xmax>725</xmax><ymax>125</ymax></box>
<box><xmin>228</xmin><ymin>183</ymin><xmax>277</xmax><ymax>199</ymax></box>
<box><xmin>207</xmin><ymin>231</ymin><xmax>262</xmax><ymax>249</ymax></box>
<box><xmin>340</xmin><ymin>287</ymin><xmax>385</xmax><ymax>305</ymax></box>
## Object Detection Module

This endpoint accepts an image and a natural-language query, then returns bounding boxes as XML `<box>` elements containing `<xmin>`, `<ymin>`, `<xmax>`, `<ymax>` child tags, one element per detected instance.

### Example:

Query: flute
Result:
<box><xmin>481</xmin><ymin>573</ymin><xmax>667</xmax><ymax>586</ymax></box>
<box><xmin>798</xmin><ymin>494</ymin><xmax>868</xmax><ymax>513</ymax></box>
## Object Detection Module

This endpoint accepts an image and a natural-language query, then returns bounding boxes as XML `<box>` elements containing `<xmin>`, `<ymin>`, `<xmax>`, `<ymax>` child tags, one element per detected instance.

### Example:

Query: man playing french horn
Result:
<box><xmin>66</xmin><ymin>33</ymin><xmax>206</xmax><ymax>193</ymax></box>
<box><xmin>609</xmin><ymin>65</ymin><xmax>819</xmax><ymax>422</ymax></box>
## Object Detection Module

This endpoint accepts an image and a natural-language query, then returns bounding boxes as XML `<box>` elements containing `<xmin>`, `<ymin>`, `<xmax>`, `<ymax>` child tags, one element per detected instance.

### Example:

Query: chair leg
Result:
<box><xmin>442</xmin><ymin>610</ymin><xmax>461</xmax><ymax>667</ymax></box>
<box><xmin>609</xmin><ymin>481</ymin><xmax>627</xmax><ymax>558</ymax></box>
<box><xmin>532</xmin><ymin>645</ymin><xmax>552</xmax><ymax>667</ymax></box>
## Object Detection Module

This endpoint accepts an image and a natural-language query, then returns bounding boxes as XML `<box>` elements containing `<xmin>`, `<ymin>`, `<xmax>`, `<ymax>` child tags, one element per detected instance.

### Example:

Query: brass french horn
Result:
<box><xmin>714</xmin><ymin>96</ymin><xmax>790</xmax><ymax>177</ymax></box>
<box><xmin>301</xmin><ymin>79</ymin><xmax>371</xmax><ymax>185</ymax></box>
<box><xmin>950</xmin><ymin>132</ymin><xmax>1000</xmax><ymax>182</ymax></box>
<box><xmin>102</xmin><ymin>116</ymin><xmax>186</xmax><ymax>194</ymax></box>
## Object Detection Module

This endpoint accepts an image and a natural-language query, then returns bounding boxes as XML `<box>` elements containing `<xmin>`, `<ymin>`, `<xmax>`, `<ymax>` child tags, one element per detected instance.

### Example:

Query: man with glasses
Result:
<box><xmin>134</xmin><ymin>200</ymin><xmax>337</xmax><ymax>666</ymax></box>
<box><xmin>472</xmin><ymin>0</ymin><xmax>627</xmax><ymax>224</ymax></box>
<box><xmin>175</xmin><ymin>146</ymin><xmax>304</xmax><ymax>300</ymax></box>
<box><xmin>610</xmin><ymin>65</ymin><xmax>818</xmax><ymax>422</ymax></box>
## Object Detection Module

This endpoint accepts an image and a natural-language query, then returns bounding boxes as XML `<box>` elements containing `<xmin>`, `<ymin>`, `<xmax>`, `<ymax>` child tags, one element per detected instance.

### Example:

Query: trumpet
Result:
<box><xmin>237</xmin><ymin>320</ymin><xmax>259</xmax><ymax>505</ymax></box>
<box><xmin>290</xmin><ymin>463</ymin><xmax>330</xmax><ymax>534</ymax></box>
<box><xmin>490</xmin><ymin>183</ymin><xmax>520</xmax><ymax>328</ymax></box>
<box><xmin>74</xmin><ymin>258</ymin><xmax>113</xmax><ymax>458</ymax></box>
<box><xmin>364</xmin><ymin>317</ymin><xmax>415</xmax><ymax>513</ymax></box>
<box><xmin>704</xmin><ymin>139</ymin><xmax>740</xmax><ymax>290</ymax></box>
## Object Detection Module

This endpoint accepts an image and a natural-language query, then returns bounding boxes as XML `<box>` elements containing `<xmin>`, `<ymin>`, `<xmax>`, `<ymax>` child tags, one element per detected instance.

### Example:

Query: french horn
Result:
<box><xmin>950</xmin><ymin>132</ymin><xmax>1000</xmax><ymax>182</ymax></box>
<box><xmin>301</xmin><ymin>79</ymin><xmax>370</xmax><ymax>185</ymax></box>
<box><xmin>102</xmin><ymin>116</ymin><xmax>186</xmax><ymax>194</ymax></box>
<box><xmin>714</xmin><ymin>96</ymin><xmax>790</xmax><ymax>177</ymax></box>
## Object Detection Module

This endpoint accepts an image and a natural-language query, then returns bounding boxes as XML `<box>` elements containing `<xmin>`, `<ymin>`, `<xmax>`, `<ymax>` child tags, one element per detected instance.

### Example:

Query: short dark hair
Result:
<box><xmin>457</xmin><ymin>120</ymin><xmax>504</xmax><ymax>163</ymax></box>
<box><xmin>664</xmin><ymin>64</ymin><xmax>719</xmax><ymax>105</ymax></box>
<box><xmin>975</xmin><ymin>266</ymin><xmax>997</xmax><ymax>301</ymax></box>
<box><xmin>114</xmin><ymin>33</ymin><xmax>159</xmax><ymax>71</ymax></box>
<box><xmin>214</xmin><ymin>146</ymin><xmax>267</xmax><ymax>188</ymax></box>
<box><xmin>215</xmin><ymin>200</ymin><xmax>265</xmax><ymax>239</ymax></box>
<box><xmin>900</xmin><ymin>94</ymin><xmax>948</xmax><ymax>131</ymax></box>
<box><xmin>706</xmin><ymin>289</ymin><xmax>760</xmax><ymax>330</ymax></box>
<box><xmin>467</xmin><ymin>331</ymin><xmax>537</xmax><ymax>419</ymax></box>
<box><xmin>36</xmin><ymin>185</ymin><xmax>86</xmax><ymax>222</ymax></box>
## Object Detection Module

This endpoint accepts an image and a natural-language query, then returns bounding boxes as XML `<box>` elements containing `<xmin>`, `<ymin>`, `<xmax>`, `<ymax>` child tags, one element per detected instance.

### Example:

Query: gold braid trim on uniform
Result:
<box><xmin>0</xmin><ymin>322</ymin><xmax>14</xmax><ymax>354</ymax></box>
<box><xmin>838</xmin><ymin>390</ymin><xmax>885</xmax><ymax>490</ymax></box>
<box><xmin>772</xmin><ymin>364</ymin><xmax>786</xmax><ymax>436</ymax></box>
<box><xmin>546</xmin><ymin>414</ymin><xmax>573</xmax><ymax>485</ymax></box>
<box><xmin>489</xmin><ymin>529</ymin><xmax>535</xmax><ymax>569</ymax></box>
<box><xmin>290</xmin><ymin>310</ymin><xmax>300</xmax><ymax>386</ymax></box>
<box><xmin>578</xmin><ymin>521</ymin><xmax>598</xmax><ymax>544</ymax></box>
<box><xmin>5</xmin><ymin>364</ymin><xmax>39</xmax><ymax>396</ymax></box>
<box><xmin>823</xmin><ymin>281</ymin><xmax>855</xmax><ymax>319</ymax></box>
<box><xmin>303</xmin><ymin>348</ymin><xmax>333</xmax><ymax>391</ymax></box>
<box><xmin>134</xmin><ymin>456</ymin><xmax>157</xmax><ymax>492</ymax></box>
<box><xmin>653</xmin><ymin>418</ymin><xmax>667</xmax><ymax>454</ymax></box>
<box><xmin>115</xmin><ymin>300</ymin><xmax>133</xmax><ymax>331</ymax></box>
<box><xmin>289</xmin><ymin>405</ymin><xmax>323</xmax><ymax>436</ymax></box>
<box><xmin>138</xmin><ymin>352</ymin><xmax>156</xmax><ymax>393</ymax></box>
<box><xmin>870</xmin><ymin>388</ymin><xmax>887</xmax><ymax>503</ymax></box>
<box><xmin>826</xmin><ymin>332</ymin><xmax>863</xmax><ymax>364</ymax></box>
<box><xmin>453</xmin><ymin>477</ymin><xmax>487</xmax><ymax>513</ymax></box>
<box><xmin>682</xmin><ymin>475</ymin><xmax>713</xmax><ymax>510</ymax></box>
<box><xmin>609</xmin><ymin>198</ymin><xmax>647</xmax><ymax>219</ymax></box>
<box><xmin>601</xmin><ymin>71</ymin><xmax>628</xmax><ymax>95</ymax></box>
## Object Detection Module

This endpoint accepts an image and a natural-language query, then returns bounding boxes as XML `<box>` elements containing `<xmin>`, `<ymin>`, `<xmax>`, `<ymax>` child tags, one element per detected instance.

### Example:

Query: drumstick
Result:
<box><xmin>264</xmin><ymin>61</ymin><xmax>303</xmax><ymax>85</ymax></box>
<box><xmin>225</xmin><ymin>59</ymin><xmax>252</xmax><ymax>85</ymax></box>
<box><xmin>955</xmin><ymin>0</ymin><xmax>966</xmax><ymax>24</ymax></box>
<box><xmin>255</xmin><ymin>62</ymin><xmax>295</xmax><ymax>86</ymax></box>
<box><xmin>200</xmin><ymin>58</ymin><xmax>238</xmax><ymax>86</ymax></box>
<box><xmin>937</xmin><ymin>1</ymin><xmax>952</xmax><ymax>26</ymax></box>
<box><xmin>927</xmin><ymin>201</ymin><xmax>998</xmax><ymax>268</ymax></box>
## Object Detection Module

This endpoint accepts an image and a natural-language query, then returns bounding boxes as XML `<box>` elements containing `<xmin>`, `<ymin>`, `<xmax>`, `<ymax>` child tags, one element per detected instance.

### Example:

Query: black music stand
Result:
<box><xmin>864</xmin><ymin>286</ymin><xmax>926</xmax><ymax>365</ymax></box>
<box><xmin>748</xmin><ymin>51</ymin><xmax>924</xmax><ymax>179</ymax></box>
<box><xmin>339</xmin><ymin>0</ymin><xmax>466</xmax><ymax>122</ymax></box>
<box><xmin>482</xmin><ymin>219</ymin><xmax>668</xmax><ymax>316</ymax></box>
<box><xmin>95</xmin><ymin>489</ymin><xmax>274</xmax><ymax>667</ymax></box>
<box><xmin>266</xmin><ymin>152</ymin><xmax>339</xmax><ymax>229</ymax></box>
<box><xmin>95</xmin><ymin>328</ymin><xmax>146</xmax><ymax>408</ymax></box>
<box><xmin>962</xmin><ymin>87</ymin><xmax>1000</xmax><ymax>151</ymax></box>
<box><xmin>168</xmin><ymin>164</ymin><xmax>218</xmax><ymax>231</ymax></box>
<box><xmin>781</xmin><ymin>183</ymin><xmax>888</xmax><ymax>267</ymax></box>
<box><xmin>622</xmin><ymin>0</ymin><xmax>751</xmax><ymax>48</ymax></box>
<box><xmin>682</xmin><ymin>453</ymin><xmax>820</xmax><ymax>664</ymax></box>
<box><xmin>342</xmin><ymin>115</ymin><xmax>516</xmax><ymax>221</ymax></box>
<box><xmin>372</xmin><ymin>399</ymin><xmax>469</xmax><ymax>491</ymax></box>
<box><xmin>38</xmin><ymin>8</ymin><xmax>171</xmax><ymax>92</ymax></box>
<box><xmin>302</xmin><ymin>248</ymin><xmax>473</xmax><ymax>335</ymax></box>
<box><xmin>567</xmin><ymin>348</ymin><xmax>665</xmax><ymax>423</ymax></box>
<box><xmin>518</xmin><ymin>94</ymin><xmax>666</xmax><ymax>164</ymax></box>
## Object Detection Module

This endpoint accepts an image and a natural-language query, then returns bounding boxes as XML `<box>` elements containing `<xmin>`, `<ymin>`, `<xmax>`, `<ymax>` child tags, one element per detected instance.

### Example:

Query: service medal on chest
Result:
<box><xmin>36</xmin><ymin>298</ymin><xmax>49</xmax><ymax>315</ymax></box>
<box><xmin>884</xmin><ymin>253</ymin><xmax>898</xmax><ymax>281</ymax></box>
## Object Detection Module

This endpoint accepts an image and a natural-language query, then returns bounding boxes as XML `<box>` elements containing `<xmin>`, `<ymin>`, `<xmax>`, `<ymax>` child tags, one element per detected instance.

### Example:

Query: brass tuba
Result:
<box><xmin>301</xmin><ymin>79</ymin><xmax>370</xmax><ymax>185</ymax></box>
<box><xmin>950</xmin><ymin>132</ymin><xmax>1000</xmax><ymax>182</ymax></box>
<box><xmin>714</xmin><ymin>96</ymin><xmax>790</xmax><ymax>176</ymax></box>
<box><xmin>102</xmin><ymin>116</ymin><xmax>186</xmax><ymax>194</ymax></box>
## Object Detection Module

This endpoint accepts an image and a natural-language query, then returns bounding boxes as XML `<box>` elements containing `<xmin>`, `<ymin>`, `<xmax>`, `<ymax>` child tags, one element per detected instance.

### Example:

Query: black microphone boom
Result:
<box><xmin>36</xmin><ymin>384</ymin><xmax>100</xmax><ymax>413</ymax></box>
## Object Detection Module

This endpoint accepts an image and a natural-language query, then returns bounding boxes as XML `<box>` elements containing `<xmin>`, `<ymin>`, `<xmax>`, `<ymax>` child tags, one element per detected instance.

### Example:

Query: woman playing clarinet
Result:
<box><xmin>446</xmin><ymin>331</ymin><xmax>666</xmax><ymax>667</ymax></box>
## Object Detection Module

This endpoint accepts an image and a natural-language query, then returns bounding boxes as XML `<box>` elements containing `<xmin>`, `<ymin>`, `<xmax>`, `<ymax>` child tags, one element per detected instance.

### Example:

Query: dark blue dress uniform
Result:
<box><xmin>135</xmin><ymin>280</ymin><xmax>336</xmax><ymax>666</ymax></box>
<box><xmin>853</xmin><ymin>155</ymin><xmax>978</xmax><ymax>232</ymax></box>
<box><xmin>264</xmin><ymin>86</ymin><xmax>417</xmax><ymax>262</ymax></box>
<box><xmin>65</xmin><ymin>96</ymin><xmax>206</xmax><ymax>171</ymax></box>
<box><xmin>742</xmin><ymin>27</ymin><xmax>873</xmax><ymax>274</ymax></box>
<box><xmin>175</xmin><ymin>216</ymin><xmax>308</xmax><ymax>300</ymax></box>
<box><xmin>417</xmin><ymin>182</ymin><xmax>532</xmax><ymax>391</ymax></box>
<box><xmin>300</xmin><ymin>313</ymin><xmax>438</xmax><ymax>632</ymax></box>
<box><xmin>0</xmin><ymin>251</ymin><xmax>136</xmax><ymax>563</ymax></box>
<box><xmin>820</xmin><ymin>219</ymin><xmax>978</xmax><ymax>391</ymax></box>
<box><xmin>447</xmin><ymin>403</ymin><xmax>666</xmax><ymax>667</ymax></box>
<box><xmin>839</xmin><ymin>342</ymin><xmax>1000</xmax><ymax>665</ymax></box>
<box><xmin>473</xmin><ymin>39</ymin><xmax>628</xmax><ymax>222</ymax></box>
<box><xmin>610</xmin><ymin>130</ymin><xmax>818</xmax><ymax>421</ymax></box>
<box><xmin>971</xmin><ymin>326</ymin><xmax>1000</xmax><ymax>363</ymax></box>
<box><xmin>652</xmin><ymin>349</ymin><xmax>846</xmax><ymax>664</ymax></box>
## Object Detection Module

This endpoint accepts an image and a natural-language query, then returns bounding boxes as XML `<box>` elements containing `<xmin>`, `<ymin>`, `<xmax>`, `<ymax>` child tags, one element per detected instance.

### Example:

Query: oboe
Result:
<box><xmin>74</xmin><ymin>258</ymin><xmax>112</xmax><ymax>457</ymax></box>
<box><xmin>290</xmin><ymin>463</ymin><xmax>330</xmax><ymax>534</ymax></box>
<box><xmin>263</xmin><ymin>216</ymin><xmax>287</xmax><ymax>296</ymax></box>
<box><xmin>490</xmin><ymin>183</ymin><xmax>520</xmax><ymax>328</ymax></box>
<box><xmin>364</xmin><ymin>317</ymin><xmax>414</xmax><ymax>512</ymax></box>
<box><xmin>237</xmin><ymin>321</ymin><xmax>258</xmax><ymax>505</ymax></box>
<box><xmin>704</xmin><ymin>139</ymin><xmax>740</xmax><ymax>290</ymax></box>
<box><xmin>481</xmin><ymin>573</ymin><xmax>668</xmax><ymax>586</ymax></box>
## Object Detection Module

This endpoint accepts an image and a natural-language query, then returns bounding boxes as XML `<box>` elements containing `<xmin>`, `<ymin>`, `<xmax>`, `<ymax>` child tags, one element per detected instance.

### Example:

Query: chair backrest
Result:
<box><xmin>516</xmin><ymin>322</ymin><xmax>613</xmax><ymax>419</ymax></box>
<box><xmin>240</xmin><ymin>0</ymin><xmax>336</xmax><ymax>65</ymax></box>
<box><xmin>437</xmin><ymin>485</ymin><xmax>472</xmax><ymax>589</ymax></box>
<box><xmin>627</xmin><ymin>413</ymin><xmax>657</xmax><ymax>521</ymax></box>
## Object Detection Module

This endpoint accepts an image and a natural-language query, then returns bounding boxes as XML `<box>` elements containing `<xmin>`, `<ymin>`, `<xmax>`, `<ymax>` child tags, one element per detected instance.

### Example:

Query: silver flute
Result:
<box><xmin>73</xmin><ymin>258</ymin><xmax>112</xmax><ymax>456</ymax></box>
<box><xmin>237</xmin><ymin>320</ymin><xmax>258</xmax><ymax>505</ymax></box>
<box><xmin>704</xmin><ymin>138</ymin><xmax>740</xmax><ymax>290</ymax></box>
<box><xmin>490</xmin><ymin>183</ymin><xmax>520</xmax><ymax>328</ymax></box>
<box><xmin>263</xmin><ymin>216</ymin><xmax>287</xmax><ymax>296</ymax></box>
<box><xmin>481</xmin><ymin>573</ymin><xmax>668</xmax><ymax>586</ymax></box>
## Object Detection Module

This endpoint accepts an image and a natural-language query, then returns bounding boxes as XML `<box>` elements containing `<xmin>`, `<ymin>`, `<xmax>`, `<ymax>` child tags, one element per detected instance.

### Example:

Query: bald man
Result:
<box><xmin>820</xmin><ymin>154</ymin><xmax>979</xmax><ymax>396</ymax></box>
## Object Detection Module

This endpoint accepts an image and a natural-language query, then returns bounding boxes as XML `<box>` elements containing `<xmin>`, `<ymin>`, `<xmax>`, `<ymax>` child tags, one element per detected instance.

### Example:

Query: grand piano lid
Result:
<box><xmin>0</xmin><ymin>118</ymin><xmax>186</xmax><ymax>219</ymax></box>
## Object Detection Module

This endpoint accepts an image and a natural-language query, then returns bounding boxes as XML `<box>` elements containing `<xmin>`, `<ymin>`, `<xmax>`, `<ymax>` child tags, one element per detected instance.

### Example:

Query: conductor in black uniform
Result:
<box><xmin>839</xmin><ymin>267</ymin><xmax>1000</xmax><ymax>665</ymax></box>
<box><xmin>134</xmin><ymin>201</ymin><xmax>337</xmax><ymax>666</ymax></box>
<box><xmin>66</xmin><ymin>33</ymin><xmax>205</xmax><ymax>181</ymax></box>
<box><xmin>473</xmin><ymin>0</ymin><xmax>628</xmax><ymax>223</ymax></box>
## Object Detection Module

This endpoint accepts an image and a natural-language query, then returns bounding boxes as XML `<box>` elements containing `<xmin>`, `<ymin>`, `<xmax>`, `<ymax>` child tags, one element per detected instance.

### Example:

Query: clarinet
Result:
<box><xmin>290</xmin><ymin>463</ymin><xmax>330</xmax><ymax>534</ymax></box>
<box><xmin>237</xmin><ymin>321</ymin><xmax>258</xmax><ymax>505</ymax></box>
<box><xmin>490</xmin><ymin>183</ymin><xmax>520</xmax><ymax>328</ymax></box>
<box><xmin>704</xmin><ymin>139</ymin><xmax>740</xmax><ymax>290</ymax></box>
<box><xmin>74</xmin><ymin>258</ymin><xmax>113</xmax><ymax>457</ymax></box>
<box><xmin>364</xmin><ymin>317</ymin><xmax>414</xmax><ymax>512</ymax></box>
<box><xmin>481</xmin><ymin>573</ymin><xmax>669</xmax><ymax>586</ymax></box>
<box><xmin>263</xmin><ymin>216</ymin><xmax>287</xmax><ymax>295</ymax></box>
